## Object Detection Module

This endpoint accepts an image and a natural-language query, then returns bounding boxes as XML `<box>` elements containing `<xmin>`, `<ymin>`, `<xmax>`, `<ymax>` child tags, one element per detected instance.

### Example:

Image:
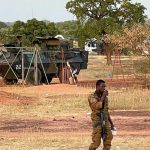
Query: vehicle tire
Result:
<box><xmin>41</xmin><ymin>74</ymin><xmax>53</xmax><ymax>84</ymax></box>
<box><xmin>4</xmin><ymin>78</ymin><xmax>18</xmax><ymax>84</ymax></box>
<box><xmin>26</xmin><ymin>68</ymin><xmax>42</xmax><ymax>84</ymax></box>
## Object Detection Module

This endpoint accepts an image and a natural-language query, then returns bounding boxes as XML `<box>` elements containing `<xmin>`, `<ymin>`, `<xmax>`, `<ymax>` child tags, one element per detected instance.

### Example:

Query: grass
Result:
<box><xmin>0</xmin><ymin>94</ymin><xmax>89</xmax><ymax>119</ymax></box>
<box><xmin>0</xmin><ymin>88</ymin><xmax>149</xmax><ymax>120</ymax></box>
<box><xmin>0</xmin><ymin>54</ymin><xmax>150</xmax><ymax>150</ymax></box>
<box><xmin>80</xmin><ymin>55</ymin><xmax>113</xmax><ymax>79</ymax></box>
<box><xmin>109</xmin><ymin>89</ymin><xmax>150</xmax><ymax>110</ymax></box>
<box><xmin>80</xmin><ymin>55</ymin><xmax>150</xmax><ymax>81</ymax></box>
<box><xmin>0</xmin><ymin>133</ymin><xmax>150</xmax><ymax>150</ymax></box>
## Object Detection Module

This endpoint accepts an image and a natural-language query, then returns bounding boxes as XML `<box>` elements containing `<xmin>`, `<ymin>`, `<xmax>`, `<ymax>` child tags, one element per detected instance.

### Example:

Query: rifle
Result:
<box><xmin>95</xmin><ymin>110</ymin><xmax>106</xmax><ymax>140</ymax></box>
<box><xmin>94</xmin><ymin>96</ymin><xmax>107</xmax><ymax>140</ymax></box>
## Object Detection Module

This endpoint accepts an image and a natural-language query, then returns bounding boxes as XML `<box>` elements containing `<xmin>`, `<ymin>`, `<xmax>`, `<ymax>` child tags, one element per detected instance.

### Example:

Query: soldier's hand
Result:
<box><xmin>102</xmin><ymin>90</ymin><xmax>108</xmax><ymax>97</ymax></box>
<box><xmin>101</xmin><ymin>90</ymin><xmax>108</xmax><ymax>102</ymax></box>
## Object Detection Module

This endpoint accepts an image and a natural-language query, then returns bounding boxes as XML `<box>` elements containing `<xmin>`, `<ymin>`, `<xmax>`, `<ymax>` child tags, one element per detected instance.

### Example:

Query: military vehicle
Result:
<box><xmin>85</xmin><ymin>38</ymin><xmax>105</xmax><ymax>55</ymax></box>
<box><xmin>0</xmin><ymin>37</ymin><xmax>88</xmax><ymax>84</ymax></box>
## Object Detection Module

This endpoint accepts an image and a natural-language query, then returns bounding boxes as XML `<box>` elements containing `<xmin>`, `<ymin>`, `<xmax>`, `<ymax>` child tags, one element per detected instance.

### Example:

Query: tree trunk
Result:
<box><xmin>104</xmin><ymin>42</ymin><xmax>112</xmax><ymax>66</ymax></box>
<box><xmin>106</xmin><ymin>50</ymin><xmax>112</xmax><ymax>65</ymax></box>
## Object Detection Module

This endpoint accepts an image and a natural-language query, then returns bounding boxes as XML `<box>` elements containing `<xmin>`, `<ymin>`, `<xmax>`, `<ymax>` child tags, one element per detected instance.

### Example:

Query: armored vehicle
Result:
<box><xmin>0</xmin><ymin>37</ymin><xmax>88</xmax><ymax>84</ymax></box>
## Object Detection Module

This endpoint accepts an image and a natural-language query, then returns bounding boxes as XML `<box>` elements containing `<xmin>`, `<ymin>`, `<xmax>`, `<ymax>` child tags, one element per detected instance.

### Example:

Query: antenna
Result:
<box><xmin>32</xmin><ymin>8</ymin><xmax>34</xmax><ymax>18</ymax></box>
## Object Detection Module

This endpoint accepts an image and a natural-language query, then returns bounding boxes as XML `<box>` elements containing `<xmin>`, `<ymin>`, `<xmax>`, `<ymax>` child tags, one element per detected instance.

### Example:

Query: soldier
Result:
<box><xmin>88</xmin><ymin>80</ymin><xmax>114</xmax><ymax>150</ymax></box>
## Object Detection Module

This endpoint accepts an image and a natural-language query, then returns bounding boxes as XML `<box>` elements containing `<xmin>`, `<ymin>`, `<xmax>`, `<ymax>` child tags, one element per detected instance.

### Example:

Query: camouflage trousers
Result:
<box><xmin>89</xmin><ymin>125</ymin><xmax>113</xmax><ymax>150</ymax></box>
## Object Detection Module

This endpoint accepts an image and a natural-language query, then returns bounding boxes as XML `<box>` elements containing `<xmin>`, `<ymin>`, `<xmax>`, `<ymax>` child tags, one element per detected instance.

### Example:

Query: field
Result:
<box><xmin>0</xmin><ymin>55</ymin><xmax>150</xmax><ymax>150</ymax></box>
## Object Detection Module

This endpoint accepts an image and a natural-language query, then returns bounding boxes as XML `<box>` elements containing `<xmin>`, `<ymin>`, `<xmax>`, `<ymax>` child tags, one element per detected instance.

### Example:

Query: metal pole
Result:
<box><xmin>2</xmin><ymin>51</ymin><xmax>19</xmax><ymax>80</ymax></box>
<box><xmin>21</xmin><ymin>48</ymin><xmax>25</xmax><ymax>85</ymax></box>
<box><xmin>24</xmin><ymin>50</ymin><xmax>36</xmax><ymax>82</ymax></box>
<box><xmin>34</xmin><ymin>46</ymin><xmax>38</xmax><ymax>85</ymax></box>
<box><xmin>37</xmin><ymin>50</ymin><xmax>49</xmax><ymax>84</ymax></box>
<box><xmin>61</xmin><ymin>48</ymin><xmax>64</xmax><ymax>83</ymax></box>
<box><xmin>3</xmin><ymin>48</ymin><xmax>21</xmax><ymax>79</ymax></box>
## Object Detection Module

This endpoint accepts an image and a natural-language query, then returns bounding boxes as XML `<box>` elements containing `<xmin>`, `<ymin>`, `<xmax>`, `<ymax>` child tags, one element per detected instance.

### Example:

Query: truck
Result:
<box><xmin>85</xmin><ymin>38</ymin><xmax>105</xmax><ymax>55</ymax></box>
<box><xmin>0</xmin><ymin>37</ymin><xmax>88</xmax><ymax>84</ymax></box>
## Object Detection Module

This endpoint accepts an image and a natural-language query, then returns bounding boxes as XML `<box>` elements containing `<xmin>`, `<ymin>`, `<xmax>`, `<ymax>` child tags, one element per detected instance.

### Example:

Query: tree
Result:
<box><xmin>119</xmin><ymin>2</ymin><xmax>146</xmax><ymax>25</ymax></box>
<box><xmin>47</xmin><ymin>22</ymin><xmax>60</xmax><ymax>36</ymax></box>
<box><xmin>108</xmin><ymin>23</ymin><xmax>150</xmax><ymax>54</ymax></box>
<box><xmin>12</xmin><ymin>21</ymin><xmax>25</xmax><ymax>35</ymax></box>
<box><xmin>0</xmin><ymin>22</ymin><xmax>9</xmax><ymax>43</ymax></box>
<box><xmin>0</xmin><ymin>21</ymin><xmax>7</xmax><ymax>29</ymax></box>
<box><xmin>66</xmin><ymin>0</ymin><xmax>147</xmax><ymax>65</ymax></box>
<box><xmin>66</xmin><ymin>0</ymin><xmax>146</xmax><ymax>26</ymax></box>
<box><xmin>11</xmin><ymin>19</ymin><xmax>60</xmax><ymax>46</ymax></box>
<box><xmin>56</xmin><ymin>20</ymin><xmax>78</xmax><ymax>39</ymax></box>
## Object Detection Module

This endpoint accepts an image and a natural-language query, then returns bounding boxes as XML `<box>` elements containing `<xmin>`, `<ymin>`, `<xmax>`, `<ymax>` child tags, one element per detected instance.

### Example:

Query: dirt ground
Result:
<box><xmin>0</xmin><ymin>84</ymin><xmax>150</xmax><ymax>137</ymax></box>
<box><xmin>0</xmin><ymin>53</ymin><xmax>150</xmax><ymax>149</ymax></box>
<box><xmin>0</xmin><ymin>111</ymin><xmax>150</xmax><ymax>137</ymax></box>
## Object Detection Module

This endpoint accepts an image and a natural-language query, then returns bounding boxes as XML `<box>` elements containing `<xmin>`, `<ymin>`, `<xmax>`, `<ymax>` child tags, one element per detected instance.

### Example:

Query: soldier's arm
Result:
<box><xmin>88</xmin><ymin>95</ymin><xmax>105</xmax><ymax>110</ymax></box>
<box><xmin>108</xmin><ymin>112</ymin><xmax>114</xmax><ymax>129</ymax></box>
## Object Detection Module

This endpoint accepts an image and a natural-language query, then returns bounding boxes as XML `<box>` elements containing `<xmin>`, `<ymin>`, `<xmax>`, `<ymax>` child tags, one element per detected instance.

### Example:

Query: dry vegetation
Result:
<box><xmin>79</xmin><ymin>55</ymin><xmax>112</xmax><ymax>80</ymax></box>
<box><xmin>0</xmin><ymin>134</ymin><xmax>150</xmax><ymax>150</ymax></box>
<box><xmin>0</xmin><ymin>87</ymin><xmax>150</xmax><ymax>120</ymax></box>
<box><xmin>0</xmin><ymin>55</ymin><xmax>150</xmax><ymax>150</ymax></box>
<box><xmin>0</xmin><ymin>84</ymin><xmax>149</xmax><ymax>149</ymax></box>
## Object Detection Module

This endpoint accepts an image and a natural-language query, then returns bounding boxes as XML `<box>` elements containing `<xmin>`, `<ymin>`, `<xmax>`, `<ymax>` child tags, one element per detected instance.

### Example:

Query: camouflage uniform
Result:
<box><xmin>88</xmin><ymin>92</ymin><xmax>113</xmax><ymax>150</ymax></box>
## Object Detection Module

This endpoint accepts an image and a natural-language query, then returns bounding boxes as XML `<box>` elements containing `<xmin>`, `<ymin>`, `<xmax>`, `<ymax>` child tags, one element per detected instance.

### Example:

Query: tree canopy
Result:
<box><xmin>0</xmin><ymin>21</ymin><xmax>7</xmax><ymax>29</ymax></box>
<box><xmin>0</xmin><ymin>19</ymin><xmax>80</xmax><ymax>45</ymax></box>
<box><xmin>108</xmin><ymin>23</ymin><xmax>150</xmax><ymax>54</ymax></box>
<box><xmin>66</xmin><ymin>0</ymin><xmax>147</xmax><ymax>39</ymax></box>
<box><xmin>10</xmin><ymin>19</ymin><xmax>60</xmax><ymax>46</ymax></box>
<box><xmin>56</xmin><ymin>20</ymin><xmax>78</xmax><ymax>39</ymax></box>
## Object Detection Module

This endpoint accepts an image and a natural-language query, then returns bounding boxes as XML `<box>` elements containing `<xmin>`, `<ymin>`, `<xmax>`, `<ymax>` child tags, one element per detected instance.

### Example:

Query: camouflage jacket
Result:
<box><xmin>88</xmin><ymin>91</ymin><xmax>109</xmax><ymax>123</ymax></box>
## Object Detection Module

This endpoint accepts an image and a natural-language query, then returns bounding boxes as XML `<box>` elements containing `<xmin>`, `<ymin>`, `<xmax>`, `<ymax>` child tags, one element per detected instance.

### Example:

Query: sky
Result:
<box><xmin>0</xmin><ymin>0</ymin><xmax>149</xmax><ymax>23</ymax></box>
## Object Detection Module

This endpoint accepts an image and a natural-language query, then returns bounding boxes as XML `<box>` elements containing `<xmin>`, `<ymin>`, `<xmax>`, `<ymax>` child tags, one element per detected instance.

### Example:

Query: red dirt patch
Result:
<box><xmin>0</xmin><ymin>91</ymin><xmax>35</xmax><ymax>105</ymax></box>
<box><xmin>0</xmin><ymin>79</ymin><xmax>5</xmax><ymax>87</ymax></box>
<box><xmin>111</xmin><ymin>111</ymin><xmax>150</xmax><ymax>136</ymax></box>
<box><xmin>0</xmin><ymin>83</ymin><xmax>149</xmax><ymax>137</ymax></box>
<box><xmin>22</xmin><ymin>84</ymin><xmax>92</xmax><ymax>95</ymax></box>
<box><xmin>0</xmin><ymin>111</ymin><xmax>149</xmax><ymax>136</ymax></box>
